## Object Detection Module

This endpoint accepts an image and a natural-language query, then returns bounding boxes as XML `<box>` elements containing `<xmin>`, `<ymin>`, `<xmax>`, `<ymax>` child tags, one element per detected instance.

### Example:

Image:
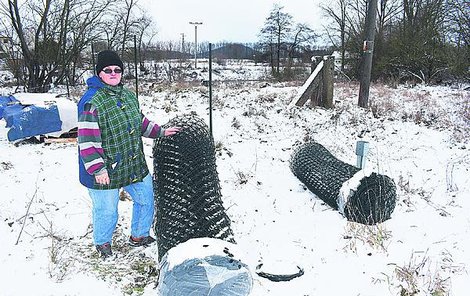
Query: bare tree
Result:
<box><xmin>377</xmin><ymin>0</ymin><xmax>402</xmax><ymax>35</ymax></box>
<box><xmin>285</xmin><ymin>23</ymin><xmax>316</xmax><ymax>77</ymax></box>
<box><xmin>1</xmin><ymin>0</ymin><xmax>114</xmax><ymax>91</ymax></box>
<box><xmin>120</xmin><ymin>0</ymin><xmax>137</xmax><ymax>56</ymax></box>
<box><xmin>321</xmin><ymin>0</ymin><xmax>351</xmax><ymax>72</ymax></box>
<box><xmin>443</xmin><ymin>0</ymin><xmax>470</xmax><ymax>77</ymax></box>
<box><xmin>0</xmin><ymin>17</ymin><xmax>23</xmax><ymax>84</ymax></box>
<box><xmin>375</xmin><ymin>0</ymin><xmax>402</xmax><ymax>58</ymax></box>
<box><xmin>445</xmin><ymin>0</ymin><xmax>470</xmax><ymax>47</ymax></box>
<box><xmin>95</xmin><ymin>0</ymin><xmax>154</xmax><ymax>68</ymax></box>
<box><xmin>134</xmin><ymin>12</ymin><xmax>157</xmax><ymax>70</ymax></box>
<box><xmin>97</xmin><ymin>0</ymin><xmax>137</xmax><ymax>52</ymax></box>
<box><xmin>398</xmin><ymin>0</ymin><xmax>448</xmax><ymax>82</ymax></box>
<box><xmin>347</xmin><ymin>0</ymin><xmax>368</xmax><ymax>39</ymax></box>
<box><xmin>259</xmin><ymin>4</ymin><xmax>293</xmax><ymax>77</ymax></box>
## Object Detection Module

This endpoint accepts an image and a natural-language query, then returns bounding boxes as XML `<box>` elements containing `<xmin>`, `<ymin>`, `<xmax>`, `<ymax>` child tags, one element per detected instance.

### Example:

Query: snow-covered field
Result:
<box><xmin>0</xmin><ymin>63</ymin><xmax>469</xmax><ymax>295</ymax></box>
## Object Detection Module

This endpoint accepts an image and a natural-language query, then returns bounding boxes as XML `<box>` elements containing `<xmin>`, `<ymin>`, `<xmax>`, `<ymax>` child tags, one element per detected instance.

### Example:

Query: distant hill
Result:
<box><xmin>141</xmin><ymin>48</ymin><xmax>192</xmax><ymax>60</ymax></box>
<box><xmin>201</xmin><ymin>43</ymin><xmax>261</xmax><ymax>60</ymax></box>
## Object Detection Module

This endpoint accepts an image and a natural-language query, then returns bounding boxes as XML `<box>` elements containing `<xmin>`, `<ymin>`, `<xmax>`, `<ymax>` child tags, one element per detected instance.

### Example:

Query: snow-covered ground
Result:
<box><xmin>0</xmin><ymin>65</ymin><xmax>469</xmax><ymax>295</ymax></box>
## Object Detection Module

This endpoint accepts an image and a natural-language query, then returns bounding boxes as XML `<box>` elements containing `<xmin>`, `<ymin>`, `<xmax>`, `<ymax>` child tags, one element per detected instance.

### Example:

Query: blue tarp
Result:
<box><xmin>0</xmin><ymin>95</ymin><xmax>19</xmax><ymax>119</ymax></box>
<box><xmin>0</xmin><ymin>95</ymin><xmax>65</xmax><ymax>142</ymax></box>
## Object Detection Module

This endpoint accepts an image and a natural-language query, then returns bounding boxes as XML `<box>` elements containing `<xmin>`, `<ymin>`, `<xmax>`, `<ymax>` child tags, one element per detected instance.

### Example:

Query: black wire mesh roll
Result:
<box><xmin>153</xmin><ymin>114</ymin><xmax>235</xmax><ymax>259</ymax></box>
<box><xmin>290</xmin><ymin>141</ymin><xmax>396</xmax><ymax>225</ymax></box>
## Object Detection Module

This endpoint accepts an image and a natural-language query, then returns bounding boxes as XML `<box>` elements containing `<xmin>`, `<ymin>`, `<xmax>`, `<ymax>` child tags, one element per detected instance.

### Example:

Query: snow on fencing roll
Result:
<box><xmin>289</xmin><ymin>141</ymin><xmax>396</xmax><ymax>225</ymax></box>
<box><xmin>152</xmin><ymin>114</ymin><xmax>235</xmax><ymax>260</ymax></box>
<box><xmin>157</xmin><ymin>238</ymin><xmax>252</xmax><ymax>296</ymax></box>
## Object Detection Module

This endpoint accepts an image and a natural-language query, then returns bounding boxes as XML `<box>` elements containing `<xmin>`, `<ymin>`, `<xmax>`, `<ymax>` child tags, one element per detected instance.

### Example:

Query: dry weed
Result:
<box><xmin>373</xmin><ymin>84</ymin><xmax>395</xmax><ymax>99</ymax></box>
<box><xmin>231</xmin><ymin>117</ymin><xmax>241</xmax><ymax>129</ymax></box>
<box><xmin>256</xmin><ymin>93</ymin><xmax>276</xmax><ymax>103</ymax></box>
<box><xmin>342</xmin><ymin>221</ymin><xmax>392</xmax><ymax>254</ymax></box>
<box><xmin>1</xmin><ymin>161</ymin><xmax>14</xmax><ymax>170</ymax></box>
<box><xmin>37</xmin><ymin>213</ymin><xmax>74</xmax><ymax>283</ymax></box>
<box><xmin>235</xmin><ymin>171</ymin><xmax>250</xmax><ymax>185</ymax></box>
<box><xmin>370</xmin><ymin>99</ymin><xmax>397</xmax><ymax>118</ymax></box>
<box><xmin>389</xmin><ymin>252</ymin><xmax>452</xmax><ymax>296</ymax></box>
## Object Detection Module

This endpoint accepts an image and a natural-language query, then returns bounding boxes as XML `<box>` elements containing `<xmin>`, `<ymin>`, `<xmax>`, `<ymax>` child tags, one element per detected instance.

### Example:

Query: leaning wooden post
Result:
<box><xmin>321</xmin><ymin>56</ymin><xmax>334</xmax><ymax>109</ymax></box>
<box><xmin>291</xmin><ymin>55</ymin><xmax>334</xmax><ymax>109</ymax></box>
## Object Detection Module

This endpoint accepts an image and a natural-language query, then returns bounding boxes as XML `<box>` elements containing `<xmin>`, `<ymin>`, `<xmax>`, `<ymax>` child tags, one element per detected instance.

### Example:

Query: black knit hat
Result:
<box><xmin>95</xmin><ymin>50</ymin><xmax>124</xmax><ymax>75</ymax></box>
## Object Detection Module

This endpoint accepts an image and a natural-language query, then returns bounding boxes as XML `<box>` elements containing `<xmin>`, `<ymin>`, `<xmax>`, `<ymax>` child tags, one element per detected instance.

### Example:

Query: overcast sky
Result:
<box><xmin>141</xmin><ymin>0</ymin><xmax>325</xmax><ymax>43</ymax></box>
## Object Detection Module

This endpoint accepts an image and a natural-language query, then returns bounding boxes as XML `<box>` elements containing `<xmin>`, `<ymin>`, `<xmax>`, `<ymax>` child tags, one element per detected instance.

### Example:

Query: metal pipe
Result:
<box><xmin>209</xmin><ymin>42</ymin><xmax>213</xmax><ymax>136</ymax></box>
<box><xmin>355</xmin><ymin>141</ymin><xmax>370</xmax><ymax>169</ymax></box>
<box><xmin>91</xmin><ymin>43</ymin><xmax>95</xmax><ymax>73</ymax></box>
<box><xmin>134</xmin><ymin>35</ymin><xmax>138</xmax><ymax>99</ymax></box>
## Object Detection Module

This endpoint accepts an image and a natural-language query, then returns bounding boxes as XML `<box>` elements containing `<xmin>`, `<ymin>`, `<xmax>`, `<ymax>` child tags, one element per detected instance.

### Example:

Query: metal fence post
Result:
<box><xmin>356</xmin><ymin>141</ymin><xmax>370</xmax><ymax>169</ymax></box>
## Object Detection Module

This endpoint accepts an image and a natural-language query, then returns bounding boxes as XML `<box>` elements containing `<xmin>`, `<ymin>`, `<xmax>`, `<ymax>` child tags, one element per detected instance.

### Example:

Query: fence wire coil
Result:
<box><xmin>290</xmin><ymin>141</ymin><xmax>396</xmax><ymax>225</ymax></box>
<box><xmin>153</xmin><ymin>114</ymin><xmax>234</xmax><ymax>259</ymax></box>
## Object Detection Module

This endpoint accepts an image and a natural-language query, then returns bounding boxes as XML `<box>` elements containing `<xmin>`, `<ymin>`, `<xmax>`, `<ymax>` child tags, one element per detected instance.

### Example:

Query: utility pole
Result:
<box><xmin>189</xmin><ymin>21</ymin><xmax>203</xmax><ymax>68</ymax></box>
<box><xmin>358</xmin><ymin>0</ymin><xmax>378</xmax><ymax>108</ymax></box>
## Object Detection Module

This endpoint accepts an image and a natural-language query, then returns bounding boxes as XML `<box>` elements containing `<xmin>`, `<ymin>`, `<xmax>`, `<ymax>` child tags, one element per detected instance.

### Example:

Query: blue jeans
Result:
<box><xmin>88</xmin><ymin>174</ymin><xmax>154</xmax><ymax>245</ymax></box>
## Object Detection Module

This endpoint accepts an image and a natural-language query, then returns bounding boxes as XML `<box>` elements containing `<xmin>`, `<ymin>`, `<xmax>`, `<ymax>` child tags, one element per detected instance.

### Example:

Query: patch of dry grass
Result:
<box><xmin>388</xmin><ymin>252</ymin><xmax>453</xmax><ymax>296</ymax></box>
<box><xmin>343</xmin><ymin>222</ymin><xmax>392</xmax><ymax>254</ymax></box>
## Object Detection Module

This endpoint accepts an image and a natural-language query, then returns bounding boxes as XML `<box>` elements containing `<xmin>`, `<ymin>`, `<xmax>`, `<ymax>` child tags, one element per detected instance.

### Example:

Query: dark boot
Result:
<box><xmin>128</xmin><ymin>236</ymin><xmax>156</xmax><ymax>247</ymax></box>
<box><xmin>96</xmin><ymin>242</ymin><xmax>113</xmax><ymax>258</ymax></box>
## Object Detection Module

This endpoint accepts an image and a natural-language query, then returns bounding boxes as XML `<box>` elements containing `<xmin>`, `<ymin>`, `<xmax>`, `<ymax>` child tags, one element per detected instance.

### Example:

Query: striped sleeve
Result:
<box><xmin>78</xmin><ymin>102</ymin><xmax>106</xmax><ymax>175</ymax></box>
<box><xmin>141</xmin><ymin>113</ymin><xmax>164</xmax><ymax>138</ymax></box>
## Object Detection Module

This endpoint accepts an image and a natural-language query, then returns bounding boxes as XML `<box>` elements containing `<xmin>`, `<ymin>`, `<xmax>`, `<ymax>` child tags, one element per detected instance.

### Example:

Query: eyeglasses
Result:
<box><xmin>102</xmin><ymin>68</ymin><xmax>122</xmax><ymax>74</ymax></box>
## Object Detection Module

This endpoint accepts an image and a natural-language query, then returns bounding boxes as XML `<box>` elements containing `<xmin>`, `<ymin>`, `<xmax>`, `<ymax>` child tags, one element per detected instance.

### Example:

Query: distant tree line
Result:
<box><xmin>0</xmin><ymin>0</ymin><xmax>156</xmax><ymax>92</ymax></box>
<box><xmin>0</xmin><ymin>0</ymin><xmax>468</xmax><ymax>92</ymax></box>
<box><xmin>321</xmin><ymin>0</ymin><xmax>469</xmax><ymax>84</ymax></box>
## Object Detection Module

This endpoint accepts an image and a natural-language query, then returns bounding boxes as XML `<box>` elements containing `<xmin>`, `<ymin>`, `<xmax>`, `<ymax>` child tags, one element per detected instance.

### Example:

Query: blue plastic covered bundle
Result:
<box><xmin>157</xmin><ymin>238</ymin><xmax>252</xmax><ymax>296</ymax></box>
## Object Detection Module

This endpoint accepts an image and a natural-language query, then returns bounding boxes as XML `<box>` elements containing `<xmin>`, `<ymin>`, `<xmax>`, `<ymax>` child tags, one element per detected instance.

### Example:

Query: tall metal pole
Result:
<box><xmin>91</xmin><ymin>43</ymin><xmax>95</xmax><ymax>73</ymax></box>
<box><xmin>181</xmin><ymin>33</ymin><xmax>185</xmax><ymax>53</ymax></box>
<box><xmin>358</xmin><ymin>0</ymin><xmax>378</xmax><ymax>108</ymax></box>
<box><xmin>189</xmin><ymin>21</ymin><xmax>202</xmax><ymax>68</ymax></box>
<box><xmin>134</xmin><ymin>35</ymin><xmax>139</xmax><ymax>99</ymax></box>
<box><xmin>209</xmin><ymin>42</ymin><xmax>213</xmax><ymax>136</ymax></box>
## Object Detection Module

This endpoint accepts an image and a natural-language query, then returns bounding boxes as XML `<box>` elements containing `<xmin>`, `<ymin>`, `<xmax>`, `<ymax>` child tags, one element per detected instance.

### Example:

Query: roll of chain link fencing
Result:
<box><xmin>152</xmin><ymin>114</ymin><xmax>235</xmax><ymax>260</ymax></box>
<box><xmin>290</xmin><ymin>141</ymin><xmax>396</xmax><ymax>225</ymax></box>
<box><xmin>153</xmin><ymin>114</ymin><xmax>252</xmax><ymax>296</ymax></box>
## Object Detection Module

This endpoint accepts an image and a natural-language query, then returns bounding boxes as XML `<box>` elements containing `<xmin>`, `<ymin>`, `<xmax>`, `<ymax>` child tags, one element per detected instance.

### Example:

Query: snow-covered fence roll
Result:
<box><xmin>289</xmin><ymin>141</ymin><xmax>396</xmax><ymax>225</ymax></box>
<box><xmin>152</xmin><ymin>114</ymin><xmax>235</xmax><ymax>260</ymax></box>
<box><xmin>157</xmin><ymin>238</ymin><xmax>252</xmax><ymax>296</ymax></box>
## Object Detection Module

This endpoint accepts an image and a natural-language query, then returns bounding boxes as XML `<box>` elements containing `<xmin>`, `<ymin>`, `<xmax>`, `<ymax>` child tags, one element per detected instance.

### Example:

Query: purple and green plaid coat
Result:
<box><xmin>78</xmin><ymin>76</ymin><xmax>164</xmax><ymax>189</ymax></box>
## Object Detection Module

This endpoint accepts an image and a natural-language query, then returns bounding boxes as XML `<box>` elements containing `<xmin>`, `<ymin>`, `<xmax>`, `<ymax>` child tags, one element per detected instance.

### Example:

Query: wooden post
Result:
<box><xmin>321</xmin><ymin>56</ymin><xmax>334</xmax><ymax>108</ymax></box>
<box><xmin>292</xmin><ymin>55</ymin><xmax>335</xmax><ymax>109</ymax></box>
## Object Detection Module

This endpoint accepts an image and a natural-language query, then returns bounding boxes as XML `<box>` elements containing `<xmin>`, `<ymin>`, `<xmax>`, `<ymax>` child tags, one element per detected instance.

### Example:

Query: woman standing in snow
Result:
<box><xmin>77</xmin><ymin>50</ymin><xmax>179</xmax><ymax>259</ymax></box>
